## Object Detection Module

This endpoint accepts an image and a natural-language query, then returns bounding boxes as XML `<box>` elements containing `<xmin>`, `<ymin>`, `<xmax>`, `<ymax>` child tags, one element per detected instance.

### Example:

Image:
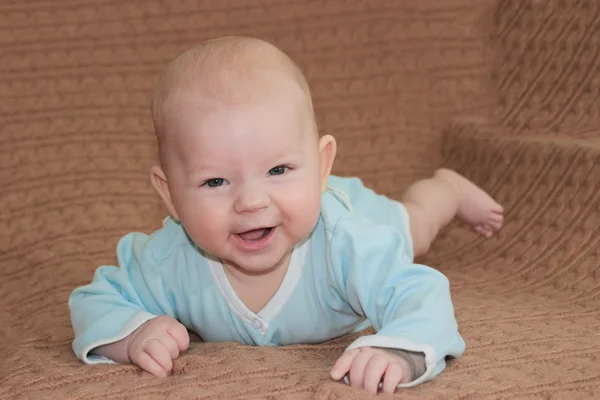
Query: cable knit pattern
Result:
<box><xmin>1</xmin><ymin>1</ymin><xmax>599</xmax><ymax>398</ymax></box>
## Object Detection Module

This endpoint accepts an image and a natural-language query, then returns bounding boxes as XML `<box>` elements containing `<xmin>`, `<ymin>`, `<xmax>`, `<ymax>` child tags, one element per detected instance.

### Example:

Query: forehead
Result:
<box><xmin>171</xmin><ymin>94</ymin><xmax>312</xmax><ymax>166</ymax></box>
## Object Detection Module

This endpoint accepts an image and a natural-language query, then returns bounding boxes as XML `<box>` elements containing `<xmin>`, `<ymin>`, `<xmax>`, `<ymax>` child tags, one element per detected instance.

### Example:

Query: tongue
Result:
<box><xmin>239</xmin><ymin>228</ymin><xmax>268</xmax><ymax>241</ymax></box>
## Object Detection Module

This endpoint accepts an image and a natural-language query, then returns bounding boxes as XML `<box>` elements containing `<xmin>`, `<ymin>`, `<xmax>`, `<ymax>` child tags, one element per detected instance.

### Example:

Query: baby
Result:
<box><xmin>69</xmin><ymin>36</ymin><xmax>504</xmax><ymax>395</ymax></box>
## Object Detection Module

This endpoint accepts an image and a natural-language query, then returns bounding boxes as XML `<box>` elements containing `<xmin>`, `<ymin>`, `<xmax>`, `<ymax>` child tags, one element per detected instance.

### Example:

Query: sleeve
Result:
<box><xmin>68</xmin><ymin>232</ymin><xmax>177</xmax><ymax>364</ymax></box>
<box><xmin>327</xmin><ymin>217</ymin><xmax>465</xmax><ymax>388</ymax></box>
<box><xmin>326</xmin><ymin>176</ymin><xmax>405</xmax><ymax>228</ymax></box>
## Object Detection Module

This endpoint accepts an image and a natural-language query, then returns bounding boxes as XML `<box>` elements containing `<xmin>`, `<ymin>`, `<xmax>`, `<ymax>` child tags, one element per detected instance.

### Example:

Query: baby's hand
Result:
<box><xmin>126</xmin><ymin>315</ymin><xmax>190</xmax><ymax>378</ymax></box>
<box><xmin>330</xmin><ymin>347</ymin><xmax>413</xmax><ymax>394</ymax></box>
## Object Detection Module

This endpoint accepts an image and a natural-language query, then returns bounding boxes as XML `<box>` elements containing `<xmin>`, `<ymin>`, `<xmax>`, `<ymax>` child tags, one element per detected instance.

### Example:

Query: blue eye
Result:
<box><xmin>203</xmin><ymin>178</ymin><xmax>226</xmax><ymax>188</ymax></box>
<box><xmin>267</xmin><ymin>166</ymin><xmax>288</xmax><ymax>176</ymax></box>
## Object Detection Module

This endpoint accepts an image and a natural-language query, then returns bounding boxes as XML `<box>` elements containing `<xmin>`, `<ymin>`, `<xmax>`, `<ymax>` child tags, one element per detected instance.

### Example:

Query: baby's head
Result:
<box><xmin>150</xmin><ymin>36</ymin><xmax>336</xmax><ymax>274</ymax></box>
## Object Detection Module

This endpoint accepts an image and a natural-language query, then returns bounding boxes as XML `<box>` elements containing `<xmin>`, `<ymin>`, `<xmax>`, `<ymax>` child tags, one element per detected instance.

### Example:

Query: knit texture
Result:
<box><xmin>1</xmin><ymin>1</ymin><xmax>599</xmax><ymax>398</ymax></box>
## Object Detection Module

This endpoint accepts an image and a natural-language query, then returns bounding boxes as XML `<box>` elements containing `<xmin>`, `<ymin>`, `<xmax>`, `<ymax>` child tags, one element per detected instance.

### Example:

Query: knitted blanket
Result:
<box><xmin>2</xmin><ymin>1</ymin><xmax>599</xmax><ymax>398</ymax></box>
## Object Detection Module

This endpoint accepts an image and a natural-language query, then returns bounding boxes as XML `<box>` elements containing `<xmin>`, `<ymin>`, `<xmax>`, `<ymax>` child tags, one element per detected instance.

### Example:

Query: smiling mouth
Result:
<box><xmin>237</xmin><ymin>227</ymin><xmax>274</xmax><ymax>241</ymax></box>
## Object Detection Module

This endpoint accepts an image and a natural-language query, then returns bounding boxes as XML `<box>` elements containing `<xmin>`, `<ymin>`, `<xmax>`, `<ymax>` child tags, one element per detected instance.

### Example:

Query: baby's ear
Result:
<box><xmin>150</xmin><ymin>165</ymin><xmax>180</xmax><ymax>220</ymax></box>
<box><xmin>318</xmin><ymin>135</ymin><xmax>337</xmax><ymax>192</ymax></box>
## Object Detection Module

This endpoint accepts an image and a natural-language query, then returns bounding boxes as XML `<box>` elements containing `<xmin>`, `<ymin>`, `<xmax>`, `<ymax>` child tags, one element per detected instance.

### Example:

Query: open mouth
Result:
<box><xmin>233</xmin><ymin>226</ymin><xmax>277</xmax><ymax>252</ymax></box>
<box><xmin>237</xmin><ymin>227</ymin><xmax>274</xmax><ymax>242</ymax></box>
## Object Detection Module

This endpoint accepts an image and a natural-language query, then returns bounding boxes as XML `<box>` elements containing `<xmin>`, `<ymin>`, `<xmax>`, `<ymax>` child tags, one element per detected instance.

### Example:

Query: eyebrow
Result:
<box><xmin>183</xmin><ymin>142</ymin><xmax>307</xmax><ymax>177</ymax></box>
<box><xmin>184</xmin><ymin>164</ymin><xmax>214</xmax><ymax>177</ymax></box>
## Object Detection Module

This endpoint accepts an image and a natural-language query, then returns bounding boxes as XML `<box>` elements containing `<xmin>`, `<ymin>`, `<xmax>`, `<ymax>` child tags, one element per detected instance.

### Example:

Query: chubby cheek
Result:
<box><xmin>175</xmin><ymin>192</ymin><xmax>230</xmax><ymax>248</ymax></box>
<box><xmin>280</xmin><ymin>187</ymin><xmax>322</xmax><ymax>238</ymax></box>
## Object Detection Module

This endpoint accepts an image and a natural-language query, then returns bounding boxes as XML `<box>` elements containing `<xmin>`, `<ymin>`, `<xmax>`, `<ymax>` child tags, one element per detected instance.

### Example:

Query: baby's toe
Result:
<box><xmin>490</xmin><ymin>220</ymin><xmax>505</xmax><ymax>232</ymax></box>
<box><xmin>484</xmin><ymin>214</ymin><xmax>504</xmax><ymax>231</ymax></box>
<box><xmin>475</xmin><ymin>225</ymin><xmax>493</xmax><ymax>238</ymax></box>
<box><xmin>492</xmin><ymin>203</ymin><xmax>504</xmax><ymax>214</ymax></box>
<box><xmin>489</xmin><ymin>212</ymin><xmax>503</xmax><ymax>223</ymax></box>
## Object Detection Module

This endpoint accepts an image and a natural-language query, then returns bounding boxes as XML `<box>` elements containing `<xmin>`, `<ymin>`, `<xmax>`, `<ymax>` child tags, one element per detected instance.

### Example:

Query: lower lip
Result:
<box><xmin>233</xmin><ymin>227</ymin><xmax>277</xmax><ymax>252</ymax></box>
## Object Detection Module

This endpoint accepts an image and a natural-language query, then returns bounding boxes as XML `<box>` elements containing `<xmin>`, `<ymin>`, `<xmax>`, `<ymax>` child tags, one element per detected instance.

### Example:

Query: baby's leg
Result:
<box><xmin>402</xmin><ymin>168</ymin><xmax>504</xmax><ymax>258</ymax></box>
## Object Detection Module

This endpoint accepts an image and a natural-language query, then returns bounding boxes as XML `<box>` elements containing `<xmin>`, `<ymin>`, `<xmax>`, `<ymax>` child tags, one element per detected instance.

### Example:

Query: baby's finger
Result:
<box><xmin>381</xmin><ymin>363</ymin><xmax>405</xmax><ymax>394</ymax></box>
<box><xmin>159</xmin><ymin>332</ymin><xmax>181</xmax><ymax>360</ymax></box>
<box><xmin>330</xmin><ymin>348</ymin><xmax>359</xmax><ymax>380</ymax></box>
<box><xmin>145</xmin><ymin>339</ymin><xmax>173</xmax><ymax>375</ymax></box>
<box><xmin>167</xmin><ymin>323</ymin><xmax>190</xmax><ymax>352</ymax></box>
<box><xmin>348</xmin><ymin>351</ymin><xmax>372</xmax><ymax>389</ymax></box>
<box><xmin>363</xmin><ymin>356</ymin><xmax>388</xmax><ymax>394</ymax></box>
<box><xmin>134</xmin><ymin>351</ymin><xmax>167</xmax><ymax>378</ymax></box>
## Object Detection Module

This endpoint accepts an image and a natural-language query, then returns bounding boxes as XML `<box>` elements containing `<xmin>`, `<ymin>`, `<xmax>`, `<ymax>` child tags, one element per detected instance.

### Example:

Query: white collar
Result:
<box><xmin>208</xmin><ymin>239</ymin><xmax>309</xmax><ymax>324</ymax></box>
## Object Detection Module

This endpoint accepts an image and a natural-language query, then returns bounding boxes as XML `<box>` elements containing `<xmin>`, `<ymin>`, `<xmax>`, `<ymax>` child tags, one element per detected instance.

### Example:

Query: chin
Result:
<box><xmin>233</xmin><ymin>250</ymin><xmax>291</xmax><ymax>274</ymax></box>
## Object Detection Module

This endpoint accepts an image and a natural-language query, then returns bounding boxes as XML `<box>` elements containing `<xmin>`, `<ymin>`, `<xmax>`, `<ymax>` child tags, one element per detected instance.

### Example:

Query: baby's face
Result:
<box><xmin>164</xmin><ymin>93</ymin><xmax>323</xmax><ymax>273</ymax></box>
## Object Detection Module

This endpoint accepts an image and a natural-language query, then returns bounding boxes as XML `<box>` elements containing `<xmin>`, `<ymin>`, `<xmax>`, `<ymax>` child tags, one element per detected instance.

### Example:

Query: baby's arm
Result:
<box><xmin>92</xmin><ymin>335</ymin><xmax>129</xmax><ymax>363</ymax></box>
<box><xmin>388</xmin><ymin>349</ymin><xmax>426</xmax><ymax>378</ymax></box>
<box><xmin>69</xmin><ymin>232</ymin><xmax>188</xmax><ymax>371</ymax></box>
<box><xmin>327</xmin><ymin>217</ymin><xmax>465</xmax><ymax>392</ymax></box>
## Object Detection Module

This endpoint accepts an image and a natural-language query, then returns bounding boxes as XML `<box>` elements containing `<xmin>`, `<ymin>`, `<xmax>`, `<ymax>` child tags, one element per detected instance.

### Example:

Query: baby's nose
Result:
<box><xmin>234</xmin><ymin>183</ymin><xmax>270</xmax><ymax>213</ymax></box>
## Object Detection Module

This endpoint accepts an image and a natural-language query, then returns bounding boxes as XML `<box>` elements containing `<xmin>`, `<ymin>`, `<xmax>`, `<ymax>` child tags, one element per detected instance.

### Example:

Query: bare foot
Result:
<box><xmin>435</xmin><ymin>169</ymin><xmax>504</xmax><ymax>238</ymax></box>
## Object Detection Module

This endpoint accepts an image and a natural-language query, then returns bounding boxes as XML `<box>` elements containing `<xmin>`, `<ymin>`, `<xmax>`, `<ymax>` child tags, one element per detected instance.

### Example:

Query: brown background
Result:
<box><xmin>2</xmin><ymin>0</ymin><xmax>599</xmax><ymax>399</ymax></box>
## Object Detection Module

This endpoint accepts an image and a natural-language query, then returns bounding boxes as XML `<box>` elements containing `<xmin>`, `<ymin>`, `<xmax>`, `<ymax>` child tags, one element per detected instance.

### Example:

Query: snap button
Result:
<box><xmin>251</xmin><ymin>318</ymin><xmax>262</xmax><ymax>330</ymax></box>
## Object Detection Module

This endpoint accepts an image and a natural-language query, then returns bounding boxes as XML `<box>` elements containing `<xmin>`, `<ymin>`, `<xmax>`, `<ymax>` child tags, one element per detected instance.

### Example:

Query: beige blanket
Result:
<box><xmin>2</xmin><ymin>1</ymin><xmax>599</xmax><ymax>398</ymax></box>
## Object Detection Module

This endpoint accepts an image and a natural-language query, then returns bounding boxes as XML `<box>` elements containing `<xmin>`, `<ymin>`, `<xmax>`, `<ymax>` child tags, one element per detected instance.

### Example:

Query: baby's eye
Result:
<box><xmin>203</xmin><ymin>178</ymin><xmax>227</xmax><ymax>188</ymax></box>
<box><xmin>267</xmin><ymin>165</ymin><xmax>288</xmax><ymax>176</ymax></box>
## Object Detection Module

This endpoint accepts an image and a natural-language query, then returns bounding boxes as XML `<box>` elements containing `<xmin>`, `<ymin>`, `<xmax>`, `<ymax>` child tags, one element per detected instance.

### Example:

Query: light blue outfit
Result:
<box><xmin>69</xmin><ymin>176</ymin><xmax>465</xmax><ymax>388</ymax></box>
